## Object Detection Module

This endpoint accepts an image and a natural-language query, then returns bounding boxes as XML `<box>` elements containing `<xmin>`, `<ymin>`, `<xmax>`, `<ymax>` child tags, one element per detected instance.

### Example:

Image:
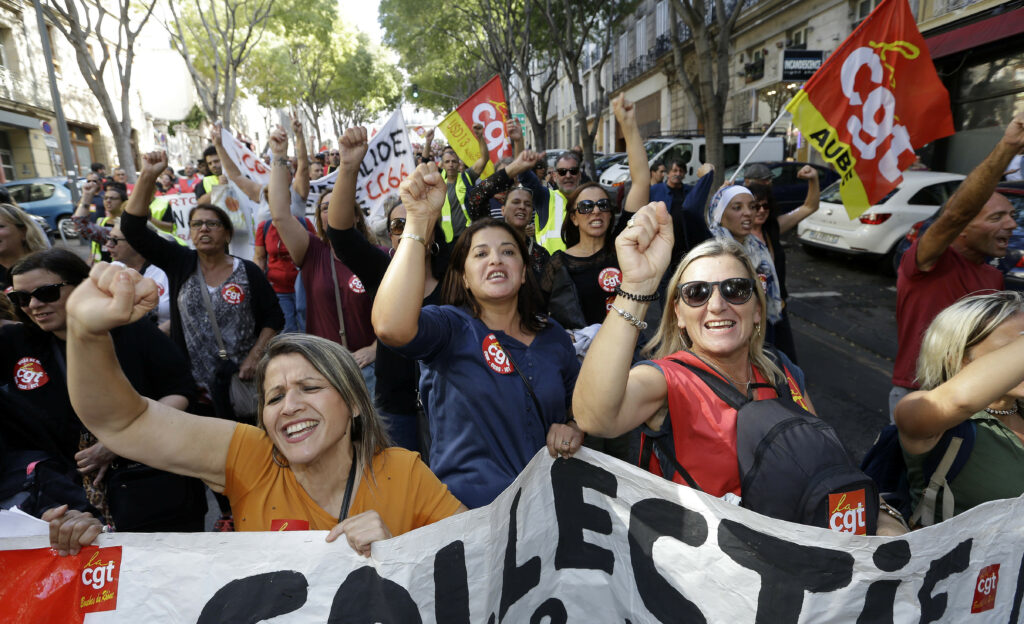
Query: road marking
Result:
<box><xmin>788</xmin><ymin>291</ymin><xmax>841</xmax><ymax>298</ymax></box>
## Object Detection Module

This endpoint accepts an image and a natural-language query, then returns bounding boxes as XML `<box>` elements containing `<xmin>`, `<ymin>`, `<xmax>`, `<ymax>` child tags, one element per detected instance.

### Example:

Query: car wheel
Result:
<box><xmin>57</xmin><ymin>216</ymin><xmax>78</xmax><ymax>239</ymax></box>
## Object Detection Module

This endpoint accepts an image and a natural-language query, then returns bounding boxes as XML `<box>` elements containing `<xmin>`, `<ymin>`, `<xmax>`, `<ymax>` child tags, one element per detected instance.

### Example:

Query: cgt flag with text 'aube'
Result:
<box><xmin>785</xmin><ymin>0</ymin><xmax>954</xmax><ymax>219</ymax></box>
<box><xmin>1</xmin><ymin>448</ymin><xmax>1023</xmax><ymax>622</ymax></box>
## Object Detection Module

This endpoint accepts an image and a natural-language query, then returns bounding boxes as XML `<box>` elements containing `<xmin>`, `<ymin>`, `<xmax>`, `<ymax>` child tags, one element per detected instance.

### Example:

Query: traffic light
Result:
<box><xmin>411</xmin><ymin>83</ymin><xmax>419</xmax><ymax>99</ymax></box>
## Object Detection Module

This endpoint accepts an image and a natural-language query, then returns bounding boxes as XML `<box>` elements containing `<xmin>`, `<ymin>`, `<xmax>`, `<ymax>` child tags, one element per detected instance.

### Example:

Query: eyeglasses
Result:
<box><xmin>6</xmin><ymin>282</ymin><xmax>72</xmax><ymax>307</ymax></box>
<box><xmin>389</xmin><ymin>217</ymin><xmax>406</xmax><ymax>235</ymax></box>
<box><xmin>677</xmin><ymin>278</ymin><xmax>755</xmax><ymax>307</ymax></box>
<box><xmin>575</xmin><ymin>199</ymin><xmax>611</xmax><ymax>214</ymax></box>
<box><xmin>189</xmin><ymin>219</ymin><xmax>224</xmax><ymax>230</ymax></box>
<box><xmin>556</xmin><ymin>167</ymin><xmax>580</xmax><ymax>176</ymax></box>
<box><xmin>105</xmin><ymin>235</ymin><xmax>126</xmax><ymax>245</ymax></box>
<box><xmin>103</xmin><ymin>195</ymin><xmax>122</xmax><ymax>202</ymax></box>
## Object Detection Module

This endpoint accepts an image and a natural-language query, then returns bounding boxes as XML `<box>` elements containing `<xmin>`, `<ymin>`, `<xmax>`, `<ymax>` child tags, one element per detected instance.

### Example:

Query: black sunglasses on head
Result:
<box><xmin>677</xmin><ymin>278</ymin><xmax>755</xmax><ymax>307</ymax></box>
<box><xmin>389</xmin><ymin>217</ymin><xmax>406</xmax><ymax>234</ymax></box>
<box><xmin>6</xmin><ymin>282</ymin><xmax>72</xmax><ymax>307</ymax></box>
<box><xmin>575</xmin><ymin>199</ymin><xmax>611</xmax><ymax>214</ymax></box>
<box><xmin>556</xmin><ymin>167</ymin><xmax>580</xmax><ymax>176</ymax></box>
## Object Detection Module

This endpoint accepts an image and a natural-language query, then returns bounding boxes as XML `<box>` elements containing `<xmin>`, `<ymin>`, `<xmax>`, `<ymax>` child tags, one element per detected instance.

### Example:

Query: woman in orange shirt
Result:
<box><xmin>52</xmin><ymin>261</ymin><xmax>465</xmax><ymax>556</ymax></box>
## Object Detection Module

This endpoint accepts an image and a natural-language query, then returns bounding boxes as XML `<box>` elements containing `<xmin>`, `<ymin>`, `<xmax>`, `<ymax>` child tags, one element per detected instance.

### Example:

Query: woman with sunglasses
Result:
<box><xmin>0</xmin><ymin>203</ymin><xmax>48</xmax><ymax>290</ymax></box>
<box><xmin>264</xmin><ymin>126</ymin><xmax>378</xmax><ymax>390</ymax></box>
<box><xmin>326</xmin><ymin>128</ymin><xmax>449</xmax><ymax>453</ymax></box>
<box><xmin>0</xmin><ymin>248</ymin><xmax>207</xmax><ymax>533</ymax></box>
<box><xmin>574</xmin><ymin>210</ymin><xmax>816</xmax><ymax>493</ymax></box>
<box><xmin>372</xmin><ymin>162</ymin><xmax>580</xmax><ymax>508</ymax></box>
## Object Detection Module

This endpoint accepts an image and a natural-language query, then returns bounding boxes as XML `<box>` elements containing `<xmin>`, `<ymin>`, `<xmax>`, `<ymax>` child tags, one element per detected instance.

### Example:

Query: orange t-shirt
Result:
<box><xmin>224</xmin><ymin>424</ymin><xmax>463</xmax><ymax>533</ymax></box>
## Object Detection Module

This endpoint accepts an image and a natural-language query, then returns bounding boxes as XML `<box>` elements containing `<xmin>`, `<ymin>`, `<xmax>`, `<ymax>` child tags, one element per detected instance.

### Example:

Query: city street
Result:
<box><xmin>782</xmin><ymin>232</ymin><xmax>897</xmax><ymax>461</ymax></box>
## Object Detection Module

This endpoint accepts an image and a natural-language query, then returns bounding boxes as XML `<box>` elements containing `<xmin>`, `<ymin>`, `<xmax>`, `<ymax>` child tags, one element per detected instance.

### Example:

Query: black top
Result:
<box><xmin>0</xmin><ymin>263</ymin><xmax>10</xmax><ymax>291</ymax></box>
<box><xmin>0</xmin><ymin>320</ymin><xmax>196</xmax><ymax>461</ymax></box>
<box><xmin>763</xmin><ymin>217</ymin><xmax>789</xmax><ymax>300</ymax></box>
<box><xmin>542</xmin><ymin>247</ymin><xmax>621</xmax><ymax>327</ymax></box>
<box><xmin>121</xmin><ymin>212</ymin><xmax>284</xmax><ymax>366</ymax></box>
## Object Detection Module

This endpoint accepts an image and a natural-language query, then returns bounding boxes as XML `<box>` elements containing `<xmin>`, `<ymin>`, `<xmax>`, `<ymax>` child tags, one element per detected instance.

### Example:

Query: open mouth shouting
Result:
<box><xmin>486</xmin><ymin>270</ymin><xmax>508</xmax><ymax>282</ymax></box>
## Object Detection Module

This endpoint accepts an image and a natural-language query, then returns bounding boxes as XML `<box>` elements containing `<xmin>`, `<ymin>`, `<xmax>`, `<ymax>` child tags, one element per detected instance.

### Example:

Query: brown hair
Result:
<box><xmin>561</xmin><ymin>182</ymin><xmax>614</xmax><ymax>249</ymax></box>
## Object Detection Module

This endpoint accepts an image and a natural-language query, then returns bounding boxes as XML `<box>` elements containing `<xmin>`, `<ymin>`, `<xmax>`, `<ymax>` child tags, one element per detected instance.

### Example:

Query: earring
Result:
<box><xmin>430</xmin><ymin>242</ymin><xmax>440</xmax><ymax>256</ymax></box>
<box><xmin>272</xmin><ymin>446</ymin><xmax>290</xmax><ymax>468</ymax></box>
<box><xmin>754</xmin><ymin>322</ymin><xmax>761</xmax><ymax>337</ymax></box>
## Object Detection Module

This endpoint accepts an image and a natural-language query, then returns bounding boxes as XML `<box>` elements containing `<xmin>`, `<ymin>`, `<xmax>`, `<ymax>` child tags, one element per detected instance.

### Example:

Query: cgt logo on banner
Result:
<box><xmin>305</xmin><ymin>109</ymin><xmax>416</xmax><ymax>236</ymax></box>
<box><xmin>438</xmin><ymin>75</ymin><xmax>511</xmax><ymax>179</ymax></box>
<box><xmin>785</xmin><ymin>0</ymin><xmax>954</xmax><ymax>219</ymax></box>
<box><xmin>2</xmin><ymin>450</ymin><xmax>1023</xmax><ymax>623</ymax></box>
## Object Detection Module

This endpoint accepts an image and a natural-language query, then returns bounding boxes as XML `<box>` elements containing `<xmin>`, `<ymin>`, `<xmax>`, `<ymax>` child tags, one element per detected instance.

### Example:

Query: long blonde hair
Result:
<box><xmin>916</xmin><ymin>291</ymin><xmax>1024</xmax><ymax>390</ymax></box>
<box><xmin>0</xmin><ymin>203</ymin><xmax>48</xmax><ymax>257</ymax></box>
<box><xmin>643</xmin><ymin>238</ymin><xmax>784</xmax><ymax>385</ymax></box>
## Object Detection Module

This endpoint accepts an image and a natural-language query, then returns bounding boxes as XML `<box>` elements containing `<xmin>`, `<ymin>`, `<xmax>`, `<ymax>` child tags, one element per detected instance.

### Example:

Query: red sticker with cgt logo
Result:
<box><xmin>348</xmin><ymin>275</ymin><xmax>366</xmax><ymax>294</ymax></box>
<box><xmin>78</xmin><ymin>546</ymin><xmax>122</xmax><ymax>614</ymax></box>
<box><xmin>270</xmin><ymin>518</ymin><xmax>311</xmax><ymax>531</ymax></box>
<box><xmin>598</xmin><ymin>267</ymin><xmax>621</xmax><ymax>293</ymax></box>
<box><xmin>14</xmin><ymin>357</ymin><xmax>49</xmax><ymax>390</ymax></box>
<box><xmin>482</xmin><ymin>333</ymin><xmax>513</xmax><ymax>375</ymax></box>
<box><xmin>972</xmin><ymin>564</ymin><xmax>999</xmax><ymax>613</ymax></box>
<box><xmin>828</xmin><ymin>490</ymin><xmax>867</xmax><ymax>535</ymax></box>
<box><xmin>221</xmin><ymin>283</ymin><xmax>245</xmax><ymax>305</ymax></box>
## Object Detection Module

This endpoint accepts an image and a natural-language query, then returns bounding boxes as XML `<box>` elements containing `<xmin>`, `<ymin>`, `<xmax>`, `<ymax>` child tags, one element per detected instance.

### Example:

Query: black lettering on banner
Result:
<box><xmin>1008</xmin><ymin>551</ymin><xmax>1024</xmax><ymax>624</ymax></box>
<box><xmin>499</xmin><ymin>488</ymin><xmax>541</xmax><ymax>622</ymax></box>
<box><xmin>628</xmin><ymin>498</ymin><xmax>709</xmax><ymax>624</ymax></box>
<box><xmin>434</xmin><ymin>540</ymin><xmax>470</xmax><ymax>623</ymax></box>
<box><xmin>390</xmin><ymin>129</ymin><xmax>407</xmax><ymax>156</ymax></box>
<box><xmin>718</xmin><ymin>519</ymin><xmax>853</xmax><ymax>624</ymax></box>
<box><xmin>551</xmin><ymin>458</ymin><xmax>616</xmax><ymax>574</ymax></box>
<box><xmin>196</xmin><ymin>570</ymin><xmax>308</xmax><ymax>624</ymax></box>
<box><xmin>377</xmin><ymin>140</ymin><xmax>392</xmax><ymax>162</ymax></box>
<box><xmin>857</xmin><ymin>540</ymin><xmax>911</xmax><ymax>624</ymax></box>
<box><xmin>918</xmin><ymin>539</ymin><xmax>972</xmax><ymax>624</ymax></box>
<box><xmin>328</xmin><ymin>566</ymin><xmax>421</xmax><ymax>623</ymax></box>
<box><xmin>529</xmin><ymin>597</ymin><xmax>568</xmax><ymax>624</ymax></box>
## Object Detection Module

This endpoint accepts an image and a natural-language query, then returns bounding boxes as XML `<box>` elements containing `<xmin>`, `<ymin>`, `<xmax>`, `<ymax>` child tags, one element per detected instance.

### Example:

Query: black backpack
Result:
<box><xmin>640</xmin><ymin>357</ymin><xmax>879</xmax><ymax>534</ymax></box>
<box><xmin>859</xmin><ymin>421</ymin><xmax>975</xmax><ymax>527</ymax></box>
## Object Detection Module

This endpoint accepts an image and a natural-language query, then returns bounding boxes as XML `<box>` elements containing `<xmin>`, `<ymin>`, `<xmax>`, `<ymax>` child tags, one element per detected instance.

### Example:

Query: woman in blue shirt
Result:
<box><xmin>373</xmin><ymin>163</ymin><xmax>581</xmax><ymax>508</ymax></box>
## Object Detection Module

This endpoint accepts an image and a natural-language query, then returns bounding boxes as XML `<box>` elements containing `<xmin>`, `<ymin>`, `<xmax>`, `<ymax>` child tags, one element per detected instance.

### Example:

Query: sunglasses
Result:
<box><xmin>677</xmin><ymin>278</ymin><xmax>755</xmax><ymax>307</ymax></box>
<box><xmin>6</xmin><ymin>282</ymin><xmax>72</xmax><ymax>307</ymax></box>
<box><xmin>105</xmin><ymin>235</ymin><xmax>126</xmax><ymax>245</ymax></box>
<box><xmin>556</xmin><ymin>167</ymin><xmax>580</xmax><ymax>176</ymax></box>
<box><xmin>389</xmin><ymin>217</ymin><xmax>406</xmax><ymax>235</ymax></box>
<box><xmin>575</xmin><ymin>199</ymin><xmax>611</xmax><ymax>214</ymax></box>
<box><xmin>752</xmin><ymin>201</ymin><xmax>769</xmax><ymax>212</ymax></box>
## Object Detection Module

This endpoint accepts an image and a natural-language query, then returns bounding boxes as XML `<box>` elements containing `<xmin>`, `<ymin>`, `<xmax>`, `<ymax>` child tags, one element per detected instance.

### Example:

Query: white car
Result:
<box><xmin>796</xmin><ymin>171</ymin><xmax>966</xmax><ymax>261</ymax></box>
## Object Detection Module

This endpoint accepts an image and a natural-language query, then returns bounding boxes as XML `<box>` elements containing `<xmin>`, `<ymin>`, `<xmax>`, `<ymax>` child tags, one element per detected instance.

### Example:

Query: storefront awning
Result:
<box><xmin>0</xmin><ymin>109</ymin><xmax>39</xmax><ymax>129</ymax></box>
<box><xmin>925</xmin><ymin>6</ymin><xmax>1024</xmax><ymax>59</ymax></box>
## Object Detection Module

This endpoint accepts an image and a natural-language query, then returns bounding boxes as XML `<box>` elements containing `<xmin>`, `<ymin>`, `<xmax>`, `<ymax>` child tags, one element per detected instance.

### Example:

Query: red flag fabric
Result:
<box><xmin>786</xmin><ymin>0</ymin><xmax>954</xmax><ymax>218</ymax></box>
<box><xmin>438</xmin><ymin>75</ymin><xmax>512</xmax><ymax>177</ymax></box>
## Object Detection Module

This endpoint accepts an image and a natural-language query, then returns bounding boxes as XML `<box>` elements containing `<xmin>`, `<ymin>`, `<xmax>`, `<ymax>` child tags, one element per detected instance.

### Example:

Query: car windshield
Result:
<box><xmin>821</xmin><ymin>180</ymin><xmax>896</xmax><ymax>206</ymax></box>
<box><xmin>621</xmin><ymin>140</ymin><xmax>671</xmax><ymax>167</ymax></box>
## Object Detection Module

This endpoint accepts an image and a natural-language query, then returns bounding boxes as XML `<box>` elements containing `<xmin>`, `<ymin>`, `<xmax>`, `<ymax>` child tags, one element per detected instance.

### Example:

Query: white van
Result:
<box><xmin>598</xmin><ymin>135</ymin><xmax>785</xmax><ymax>189</ymax></box>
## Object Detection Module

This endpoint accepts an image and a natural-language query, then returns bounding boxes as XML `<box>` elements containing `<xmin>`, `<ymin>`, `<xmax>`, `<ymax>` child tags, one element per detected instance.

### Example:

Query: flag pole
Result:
<box><xmin>727</xmin><ymin>99</ymin><xmax>795</xmax><ymax>183</ymax></box>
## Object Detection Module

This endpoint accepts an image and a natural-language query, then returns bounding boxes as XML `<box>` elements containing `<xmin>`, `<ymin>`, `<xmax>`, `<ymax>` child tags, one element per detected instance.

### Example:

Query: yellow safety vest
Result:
<box><xmin>535</xmin><ymin>190</ymin><xmax>568</xmax><ymax>254</ymax></box>
<box><xmin>149</xmin><ymin>196</ymin><xmax>175</xmax><ymax>235</ymax></box>
<box><xmin>200</xmin><ymin>175</ymin><xmax>220</xmax><ymax>197</ymax></box>
<box><xmin>91</xmin><ymin>215</ymin><xmax>111</xmax><ymax>262</ymax></box>
<box><xmin>440</xmin><ymin>170</ymin><xmax>473</xmax><ymax>243</ymax></box>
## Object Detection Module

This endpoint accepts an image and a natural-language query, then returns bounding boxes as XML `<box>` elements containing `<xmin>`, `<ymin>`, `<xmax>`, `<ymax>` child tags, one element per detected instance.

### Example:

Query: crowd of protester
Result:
<box><xmin>0</xmin><ymin>98</ymin><xmax>1021</xmax><ymax>558</ymax></box>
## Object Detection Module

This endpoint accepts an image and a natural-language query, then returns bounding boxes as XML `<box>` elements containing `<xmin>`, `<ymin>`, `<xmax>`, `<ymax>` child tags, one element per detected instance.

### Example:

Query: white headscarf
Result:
<box><xmin>706</xmin><ymin>185</ymin><xmax>782</xmax><ymax>324</ymax></box>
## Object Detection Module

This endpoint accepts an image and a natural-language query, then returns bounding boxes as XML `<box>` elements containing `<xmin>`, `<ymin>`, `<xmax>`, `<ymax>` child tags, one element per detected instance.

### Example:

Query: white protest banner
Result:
<box><xmin>2</xmin><ymin>449</ymin><xmax>1022</xmax><ymax>622</ymax></box>
<box><xmin>219</xmin><ymin>128</ymin><xmax>270</xmax><ymax>187</ymax></box>
<box><xmin>306</xmin><ymin>109</ymin><xmax>416</xmax><ymax>235</ymax></box>
<box><xmin>163</xmin><ymin>192</ymin><xmax>197</xmax><ymax>235</ymax></box>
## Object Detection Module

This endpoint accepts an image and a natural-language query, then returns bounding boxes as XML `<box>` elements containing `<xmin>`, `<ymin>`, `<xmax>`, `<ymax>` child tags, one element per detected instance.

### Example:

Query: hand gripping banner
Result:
<box><xmin>785</xmin><ymin>0</ymin><xmax>954</xmax><ymax>219</ymax></box>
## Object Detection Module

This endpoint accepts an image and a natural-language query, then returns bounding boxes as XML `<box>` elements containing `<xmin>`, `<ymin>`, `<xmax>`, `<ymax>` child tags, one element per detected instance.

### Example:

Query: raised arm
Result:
<box><xmin>211</xmin><ymin>124</ymin><xmax>263</xmax><ymax>203</ymax></box>
<box><xmin>777</xmin><ymin>165</ymin><xmax>820</xmax><ymax>234</ymax></box>
<box><xmin>508</xmin><ymin>118</ymin><xmax>524</xmax><ymax>158</ymax></box>
<box><xmin>327</xmin><ymin>126</ymin><xmax>370</xmax><ymax>232</ymax></box>
<box><xmin>469</xmin><ymin>123</ymin><xmax>489</xmax><ymax>176</ymax></box>
<box><xmin>465</xmin><ymin>150</ymin><xmax>541</xmax><ymax>220</ymax></box>
<box><xmin>421</xmin><ymin>128</ymin><xmax>435</xmax><ymax>164</ymax></box>
<box><xmin>613</xmin><ymin>94</ymin><xmax>650</xmax><ymax>215</ymax></box>
<box><xmin>372</xmin><ymin>163</ymin><xmax>446</xmax><ymax>346</ymax></box>
<box><xmin>895</xmin><ymin>333</ymin><xmax>1024</xmax><ymax>454</ymax></box>
<box><xmin>291</xmin><ymin>115</ymin><xmax>311</xmax><ymax>200</ymax></box>
<box><xmin>916</xmin><ymin>112</ymin><xmax>1024</xmax><ymax>271</ymax></box>
<box><xmin>66</xmin><ymin>263</ymin><xmax>234</xmax><ymax>491</ymax></box>
<box><xmin>73</xmin><ymin>179</ymin><xmax>99</xmax><ymax>219</ymax></box>
<box><xmin>267</xmin><ymin>125</ymin><xmax>311</xmax><ymax>266</ymax></box>
<box><xmin>573</xmin><ymin>203</ymin><xmax>674</xmax><ymax>436</ymax></box>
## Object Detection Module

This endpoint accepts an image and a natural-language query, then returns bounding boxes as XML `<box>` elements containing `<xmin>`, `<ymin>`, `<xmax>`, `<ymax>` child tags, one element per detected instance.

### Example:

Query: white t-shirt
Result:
<box><xmin>143</xmin><ymin>263</ymin><xmax>172</xmax><ymax>326</ymax></box>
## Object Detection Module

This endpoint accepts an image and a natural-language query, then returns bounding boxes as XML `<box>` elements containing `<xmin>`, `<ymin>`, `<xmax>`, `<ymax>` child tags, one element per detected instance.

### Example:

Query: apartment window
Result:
<box><xmin>637</xmin><ymin>16</ymin><xmax>647</xmax><ymax>55</ymax></box>
<box><xmin>0</xmin><ymin>27</ymin><xmax>14</xmax><ymax>71</ymax></box>
<box><xmin>46</xmin><ymin>25</ymin><xmax>60</xmax><ymax>74</ymax></box>
<box><xmin>788</xmin><ymin>28</ymin><xmax>807</xmax><ymax>49</ymax></box>
<box><xmin>856</xmin><ymin>0</ymin><xmax>879</xmax><ymax>21</ymax></box>
<box><xmin>656</xmin><ymin>1</ymin><xmax>668</xmax><ymax>37</ymax></box>
<box><xmin>619</xmin><ymin>33</ymin><xmax>628</xmax><ymax>70</ymax></box>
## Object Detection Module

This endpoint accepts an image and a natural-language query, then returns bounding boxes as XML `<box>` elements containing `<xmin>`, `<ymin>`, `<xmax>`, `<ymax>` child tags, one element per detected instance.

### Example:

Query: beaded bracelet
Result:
<box><xmin>615</xmin><ymin>286</ymin><xmax>660</xmax><ymax>302</ymax></box>
<box><xmin>400</xmin><ymin>232</ymin><xmax>427</xmax><ymax>246</ymax></box>
<box><xmin>609</xmin><ymin>304</ymin><xmax>648</xmax><ymax>330</ymax></box>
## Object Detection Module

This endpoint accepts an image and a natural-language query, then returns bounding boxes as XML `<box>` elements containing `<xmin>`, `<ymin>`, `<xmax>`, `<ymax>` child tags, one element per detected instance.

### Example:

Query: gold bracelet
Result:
<box><xmin>400</xmin><ymin>232</ymin><xmax>427</xmax><ymax>246</ymax></box>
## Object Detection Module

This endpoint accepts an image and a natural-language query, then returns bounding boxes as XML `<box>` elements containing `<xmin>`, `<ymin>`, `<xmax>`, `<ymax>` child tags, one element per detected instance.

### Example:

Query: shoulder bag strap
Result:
<box><xmin>668</xmin><ymin>358</ymin><xmax>749</xmax><ymax>409</ymax></box>
<box><xmin>327</xmin><ymin>254</ymin><xmax>348</xmax><ymax>349</ymax></box>
<box><xmin>196</xmin><ymin>263</ymin><xmax>229</xmax><ymax>360</ymax></box>
<box><xmin>492</xmin><ymin>335</ymin><xmax>550</xmax><ymax>434</ymax></box>
<box><xmin>910</xmin><ymin>436</ymin><xmax>964</xmax><ymax>527</ymax></box>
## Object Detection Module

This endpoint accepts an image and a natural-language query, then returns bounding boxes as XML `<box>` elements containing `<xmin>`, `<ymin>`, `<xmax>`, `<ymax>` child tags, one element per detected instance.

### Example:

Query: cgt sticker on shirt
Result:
<box><xmin>270</xmin><ymin>519</ymin><xmax>311</xmax><ymax>531</ymax></box>
<box><xmin>14</xmin><ymin>357</ymin><xmax>49</xmax><ymax>390</ymax></box>
<box><xmin>78</xmin><ymin>547</ymin><xmax>122</xmax><ymax>614</ymax></box>
<box><xmin>221</xmin><ymin>283</ymin><xmax>245</xmax><ymax>305</ymax></box>
<box><xmin>482</xmin><ymin>333</ymin><xmax>513</xmax><ymax>375</ymax></box>
<box><xmin>972</xmin><ymin>564</ymin><xmax>1000</xmax><ymax>613</ymax></box>
<box><xmin>598</xmin><ymin>267</ymin><xmax>622</xmax><ymax>293</ymax></box>
<box><xmin>348</xmin><ymin>275</ymin><xmax>366</xmax><ymax>294</ymax></box>
<box><xmin>828</xmin><ymin>490</ymin><xmax>867</xmax><ymax>535</ymax></box>
<box><xmin>605</xmin><ymin>294</ymin><xmax>616</xmax><ymax>313</ymax></box>
<box><xmin>157</xmin><ymin>283</ymin><xmax>166</xmax><ymax>297</ymax></box>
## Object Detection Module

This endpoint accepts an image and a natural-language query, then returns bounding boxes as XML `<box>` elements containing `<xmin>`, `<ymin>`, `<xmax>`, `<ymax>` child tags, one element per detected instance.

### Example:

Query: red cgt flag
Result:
<box><xmin>786</xmin><ymin>0</ymin><xmax>954</xmax><ymax>219</ymax></box>
<box><xmin>438</xmin><ymin>75</ymin><xmax>512</xmax><ymax>178</ymax></box>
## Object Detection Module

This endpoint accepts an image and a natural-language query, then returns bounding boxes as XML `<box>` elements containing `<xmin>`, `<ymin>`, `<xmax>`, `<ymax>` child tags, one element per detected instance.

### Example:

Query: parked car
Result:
<box><xmin>1</xmin><ymin>177</ymin><xmax>78</xmax><ymax>239</ymax></box>
<box><xmin>595</xmin><ymin>152</ymin><xmax>626</xmax><ymax>178</ymax></box>
<box><xmin>891</xmin><ymin>181</ymin><xmax>1024</xmax><ymax>289</ymax></box>
<box><xmin>796</xmin><ymin>171</ymin><xmax>966</xmax><ymax>267</ymax></box>
<box><xmin>725</xmin><ymin>161</ymin><xmax>840</xmax><ymax>212</ymax></box>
